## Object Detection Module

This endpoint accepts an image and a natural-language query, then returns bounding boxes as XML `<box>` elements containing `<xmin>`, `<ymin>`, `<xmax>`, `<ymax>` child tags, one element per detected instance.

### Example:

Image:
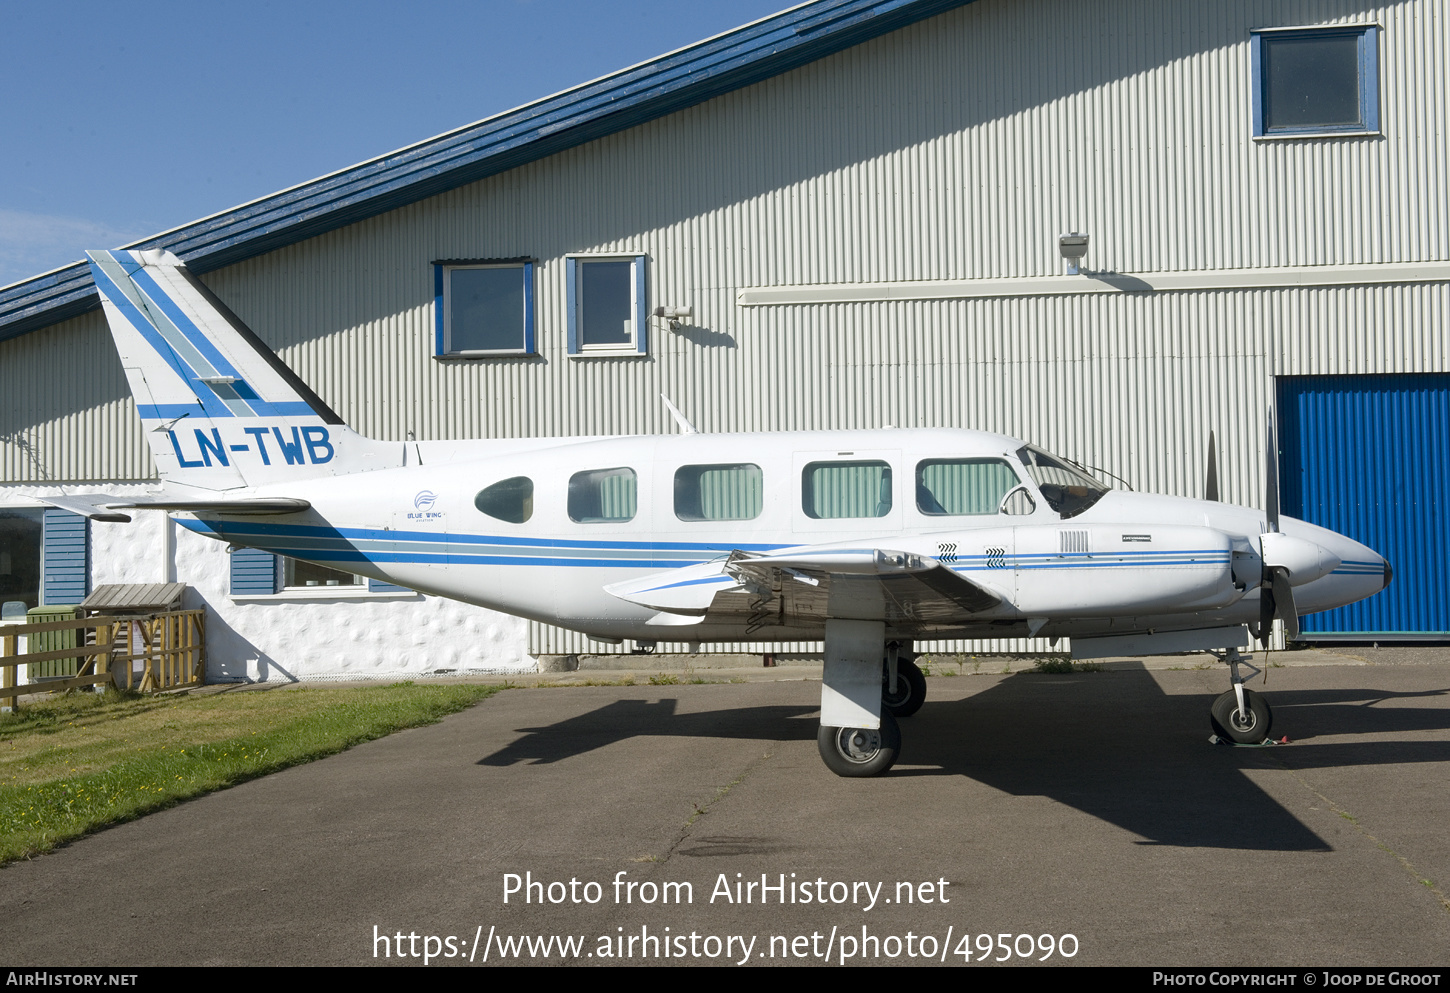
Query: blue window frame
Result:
<box><xmin>1251</xmin><ymin>25</ymin><xmax>1380</xmax><ymax>137</ymax></box>
<box><xmin>229</xmin><ymin>549</ymin><xmax>409</xmax><ymax>595</ymax></box>
<box><xmin>433</xmin><ymin>259</ymin><xmax>535</xmax><ymax>357</ymax></box>
<box><xmin>565</xmin><ymin>255</ymin><xmax>648</xmax><ymax>356</ymax></box>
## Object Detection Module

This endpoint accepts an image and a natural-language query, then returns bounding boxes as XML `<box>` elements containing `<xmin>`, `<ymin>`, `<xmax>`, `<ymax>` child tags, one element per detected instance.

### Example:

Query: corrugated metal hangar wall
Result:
<box><xmin>2</xmin><ymin>0</ymin><xmax>1446</xmax><ymax>654</ymax></box>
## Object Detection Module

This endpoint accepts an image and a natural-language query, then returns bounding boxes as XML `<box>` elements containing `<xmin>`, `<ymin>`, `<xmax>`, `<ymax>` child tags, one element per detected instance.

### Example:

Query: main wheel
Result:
<box><xmin>817</xmin><ymin>711</ymin><xmax>902</xmax><ymax>777</ymax></box>
<box><xmin>1210</xmin><ymin>688</ymin><xmax>1273</xmax><ymax>744</ymax></box>
<box><xmin>882</xmin><ymin>657</ymin><xmax>927</xmax><ymax>718</ymax></box>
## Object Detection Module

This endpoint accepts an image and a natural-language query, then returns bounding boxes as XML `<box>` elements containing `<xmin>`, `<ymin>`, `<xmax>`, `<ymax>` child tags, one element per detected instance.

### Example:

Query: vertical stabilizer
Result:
<box><xmin>87</xmin><ymin>249</ymin><xmax>399</xmax><ymax>489</ymax></box>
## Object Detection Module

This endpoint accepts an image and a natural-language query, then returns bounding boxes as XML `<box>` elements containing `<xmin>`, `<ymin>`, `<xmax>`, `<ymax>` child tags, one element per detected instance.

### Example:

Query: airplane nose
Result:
<box><xmin>1383</xmin><ymin>559</ymin><xmax>1394</xmax><ymax>590</ymax></box>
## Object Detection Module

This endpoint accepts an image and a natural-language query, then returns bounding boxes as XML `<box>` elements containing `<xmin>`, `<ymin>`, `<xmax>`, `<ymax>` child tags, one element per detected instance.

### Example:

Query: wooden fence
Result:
<box><xmin>0</xmin><ymin>609</ymin><xmax>206</xmax><ymax>711</ymax></box>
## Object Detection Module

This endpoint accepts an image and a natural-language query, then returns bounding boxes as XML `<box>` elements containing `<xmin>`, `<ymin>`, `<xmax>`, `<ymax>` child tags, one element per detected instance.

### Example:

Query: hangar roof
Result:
<box><xmin>0</xmin><ymin>0</ymin><xmax>970</xmax><ymax>344</ymax></box>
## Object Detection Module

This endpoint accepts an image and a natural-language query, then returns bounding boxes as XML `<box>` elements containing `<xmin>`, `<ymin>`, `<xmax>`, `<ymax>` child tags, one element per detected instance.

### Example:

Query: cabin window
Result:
<box><xmin>566</xmin><ymin>255</ymin><xmax>648</xmax><ymax>356</ymax></box>
<box><xmin>433</xmin><ymin>260</ymin><xmax>535</xmax><ymax>357</ymax></box>
<box><xmin>475</xmin><ymin>476</ymin><xmax>534</xmax><ymax>524</ymax></box>
<box><xmin>283</xmin><ymin>558</ymin><xmax>364</xmax><ymax>589</ymax></box>
<box><xmin>0</xmin><ymin>508</ymin><xmax>44</xmax><ymax>613</ymax></box>
<box><xmin>915</xmin><ymin>459</ymin><xmax>1023</xmax><ymax>516</ymax></box>
<box><xmin>801</xmin><ymin>461</ymin><xmax>892</xmax><ymax>519</ymax></box>
<box><xmin>674</xmin><ymin>464</ymin><xmax>763</xmax><ymax>521</ymax></box>
<box><xmin>568</xmin><ymin>467</ymin><xmax>638</xmax><ymax>523</ymax></box>
<box><xmin>1252</xmin><ymin>26</ymin><xmax>1379</xmax><ymax>137</ymax></box>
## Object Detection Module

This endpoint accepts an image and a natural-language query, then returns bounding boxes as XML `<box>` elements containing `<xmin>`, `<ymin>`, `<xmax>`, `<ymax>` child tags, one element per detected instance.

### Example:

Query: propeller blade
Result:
<box><xmin>1258</xmin><ymin>584</ymin><xmax>1276</xmax><ymax>647</ymax></box>
<box><xmin>1264</xmin><ymin>409</ymin><xmax>1280</xmax><ymax>532</ymax></box>
<box><xmin>1205</xmin><ymin>430</ymin><xmax>1220</xmax><ymax>502</ymax></box>
<box><xmin>1270</xmin><ymin>566</ymin><xmax>1300</xmax><ymax>641</ymax></box>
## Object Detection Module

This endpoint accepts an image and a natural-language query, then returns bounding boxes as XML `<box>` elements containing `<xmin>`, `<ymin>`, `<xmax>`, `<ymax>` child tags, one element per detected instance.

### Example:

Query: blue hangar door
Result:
<box><xmin>1278</xmin><ymin>374</ymin><xmax>1449</xmax><ymax>639</ymax></box>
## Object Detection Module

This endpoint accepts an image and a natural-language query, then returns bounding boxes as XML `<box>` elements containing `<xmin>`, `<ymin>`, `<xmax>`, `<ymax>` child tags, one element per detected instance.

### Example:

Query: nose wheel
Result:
<box><xmin>1210</xmin><ymin>688</ymin><xmax>1273</xmax><ymax>743</ymax></box>
<box><xmin>1210</xmin><ymin>647</ymin><xmax>1275</xmax><ymax>743</ymax></box>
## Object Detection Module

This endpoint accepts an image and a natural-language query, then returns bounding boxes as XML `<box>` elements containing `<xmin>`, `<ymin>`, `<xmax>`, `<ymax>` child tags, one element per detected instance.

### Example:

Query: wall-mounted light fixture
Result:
<box><xmin>653</xmin><ymin>305</ymin><xmax>693</xmax><ymax>331</ymax></box>
<box><xmin>1058</xmin><ymin>233</ymin><xmax>1089</xmax><ymax>275</ymax></box>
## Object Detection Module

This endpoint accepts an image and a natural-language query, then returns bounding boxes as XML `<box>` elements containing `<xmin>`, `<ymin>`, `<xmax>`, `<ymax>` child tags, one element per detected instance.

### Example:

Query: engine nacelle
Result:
<box><xmin>1259</xmin><ymin>532</ymin><xmax>1340</xmax><ymax>586</ymax></box>
<box><xmin>1011</xmin><ymin>524</ymin><xmax>1242</xmax><ymax>616</ymax></box>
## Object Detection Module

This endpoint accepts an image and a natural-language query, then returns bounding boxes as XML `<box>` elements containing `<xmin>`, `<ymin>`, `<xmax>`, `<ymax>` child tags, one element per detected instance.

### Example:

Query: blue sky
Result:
<box><xmin>0</xmin><ymin>0</ymin><xmax>789</xmax><ymax>287</ymax></box>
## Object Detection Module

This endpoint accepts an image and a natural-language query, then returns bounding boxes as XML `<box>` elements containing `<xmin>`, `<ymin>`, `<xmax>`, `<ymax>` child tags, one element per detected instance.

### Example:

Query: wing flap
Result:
<box><xmin>606</xmin><ymin>546</ymin><xmax>1002</xmax><ymax>628</ymax></box>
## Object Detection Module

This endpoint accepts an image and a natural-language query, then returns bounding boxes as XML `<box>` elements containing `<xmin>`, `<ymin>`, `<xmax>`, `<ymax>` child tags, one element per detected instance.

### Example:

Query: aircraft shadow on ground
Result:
<box><xmin>477</xmin><ymin>698</ymin><xmax>819</xmax><ymax>767</ymax></box>
<box><xmin>893</xmin><ymin>669</ymin><xmax>1450</xmax><ymax>851</ymax></box>
<box><xmin>475</xmin><ymin>669</ymin><xmax>1450</xmax><ymax>852</ymax></box>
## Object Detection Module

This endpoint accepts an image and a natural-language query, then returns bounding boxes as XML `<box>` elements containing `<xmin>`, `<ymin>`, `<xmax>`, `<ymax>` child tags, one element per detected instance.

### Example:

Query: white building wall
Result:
<box><xmin>2</xmin><ymin>0</ymin><xmax>1445</xmax><ymax>665</ymax></box>
<box><xmin>1</xmin><ymin>484</ymin><xmax>531</xmax><ymax>681</ymax></box>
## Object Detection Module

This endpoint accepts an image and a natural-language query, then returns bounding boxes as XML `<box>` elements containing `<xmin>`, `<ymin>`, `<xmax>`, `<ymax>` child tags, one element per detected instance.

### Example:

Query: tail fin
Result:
<box><xmin>87</xmin><ymin>249</ymin><xmax>399</xmax><ymax>489</ymax></box>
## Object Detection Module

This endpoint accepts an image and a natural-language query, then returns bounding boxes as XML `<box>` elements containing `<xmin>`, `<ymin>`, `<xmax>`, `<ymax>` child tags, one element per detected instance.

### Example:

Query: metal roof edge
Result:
<box><xmin>0</xmin><ymin>0</ymin><xmax>970</xmax><ymax>344</ymax></box>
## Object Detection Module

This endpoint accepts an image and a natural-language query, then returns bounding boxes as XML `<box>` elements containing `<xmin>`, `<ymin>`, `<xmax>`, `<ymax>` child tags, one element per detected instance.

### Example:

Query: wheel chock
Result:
<box><xmin>1209</xmin><ymin>734</ymin><xmax>1291</xmax><ymax>747</ymax></box>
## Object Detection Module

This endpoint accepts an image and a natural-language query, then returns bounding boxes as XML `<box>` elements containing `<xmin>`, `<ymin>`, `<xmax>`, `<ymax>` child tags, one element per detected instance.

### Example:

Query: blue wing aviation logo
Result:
<box><xmin>408</xmin><ymin>490</ymin><xmax>442</xmax><ymax>521</ymax></box>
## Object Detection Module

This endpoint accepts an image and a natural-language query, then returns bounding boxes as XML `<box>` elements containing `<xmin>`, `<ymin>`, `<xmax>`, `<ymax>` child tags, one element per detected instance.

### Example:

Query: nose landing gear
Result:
<box><xmin>1209</xmin><ymin>647</ymin><xmax>1274</xmax><ymax>744</ymax></box>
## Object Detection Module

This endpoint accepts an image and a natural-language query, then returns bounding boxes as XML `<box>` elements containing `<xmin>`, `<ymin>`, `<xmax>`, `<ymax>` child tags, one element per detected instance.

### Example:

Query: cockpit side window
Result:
<box><xmin>1015</xmin><ymin>446</ymin><xmax>1109</xmax><ymax>518</ymax></box>
<box><xmin>915</xmin><ymin>459</ymin><xmax>1022</xmax><ymax>516</ymax></box>
<box><xmin>568</xmin><ymin>467</ymin><xmax>637</xmax><ymax>523</ymax></box>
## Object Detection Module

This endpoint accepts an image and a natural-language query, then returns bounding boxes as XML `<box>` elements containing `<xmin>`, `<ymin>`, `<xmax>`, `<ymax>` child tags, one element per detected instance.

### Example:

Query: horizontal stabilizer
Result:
<box><xmin>34</xmin><ymin>494</ymin><xmax>310</xmax><ymax>520</ymax></box>
<box><xmin>109</xmin><ymin>498</ymin><xmax>312</xmax><ymax>515</ymax></box>
<box><xmin>32</xmin><ymin>495</ymin><xmax>135</xmax><ymax>523</ymax></box>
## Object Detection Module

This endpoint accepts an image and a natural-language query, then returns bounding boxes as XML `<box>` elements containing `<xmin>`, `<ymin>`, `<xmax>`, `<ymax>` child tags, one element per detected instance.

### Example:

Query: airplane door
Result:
<box><xmin>791</xmin><ymin>449</ymin><xmax>902</xmax><ymax>536</ymax></box>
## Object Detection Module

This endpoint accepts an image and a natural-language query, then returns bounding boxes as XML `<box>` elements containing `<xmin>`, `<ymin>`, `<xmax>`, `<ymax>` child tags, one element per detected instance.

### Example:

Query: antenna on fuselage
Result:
<box><xmin>661</xmin><ymin>395</ymin><xmax>698</xmax><ymax>434</ymax></box>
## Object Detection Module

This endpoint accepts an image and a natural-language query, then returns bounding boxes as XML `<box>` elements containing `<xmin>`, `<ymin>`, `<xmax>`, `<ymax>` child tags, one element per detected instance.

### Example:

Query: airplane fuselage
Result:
<box><xmin>173</xmin><ymin>427</ymin><xmax>1387</xmax><ymax>646</ymax></box>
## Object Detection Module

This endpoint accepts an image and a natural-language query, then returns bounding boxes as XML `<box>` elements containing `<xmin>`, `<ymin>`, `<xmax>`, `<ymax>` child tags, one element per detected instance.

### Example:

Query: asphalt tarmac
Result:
<box><xmin>5</xmin><ymin>656</ymin><xmax>1450</xmax><ymax>967</ymax></box>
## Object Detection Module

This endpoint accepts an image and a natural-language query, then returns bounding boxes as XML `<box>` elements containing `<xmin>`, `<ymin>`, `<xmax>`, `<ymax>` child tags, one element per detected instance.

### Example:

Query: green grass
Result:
<box><xmin>1032</xmin><ymin>657</ymin><xmax>1103</xmax><ymax>674</ymax></box>
<box><xmin>0</xmin><ymin>681</ymin><xmax>500</xmax><ymax>864</ymax></box>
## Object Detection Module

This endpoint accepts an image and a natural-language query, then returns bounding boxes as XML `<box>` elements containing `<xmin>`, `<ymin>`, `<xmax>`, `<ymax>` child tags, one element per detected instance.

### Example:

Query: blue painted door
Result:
<box><xmin>1278</xmin><ymin>374</ymin><xmax>1449</xmax><ymax>637</ymax></box>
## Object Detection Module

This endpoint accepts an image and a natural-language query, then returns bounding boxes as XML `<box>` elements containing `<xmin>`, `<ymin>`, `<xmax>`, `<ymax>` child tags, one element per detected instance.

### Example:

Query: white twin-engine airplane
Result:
<box><xmin>54</xmin><ymin>249</ymin><xmax>1391</xmax><ymax>776</ymax></box>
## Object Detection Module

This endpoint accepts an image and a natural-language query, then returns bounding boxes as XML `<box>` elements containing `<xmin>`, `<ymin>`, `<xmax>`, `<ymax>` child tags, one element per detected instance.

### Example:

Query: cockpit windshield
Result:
<box><xmin>1015</xmin><ymin>445</ymin><xmax>1110</xmax><ymax>518</ymax></box>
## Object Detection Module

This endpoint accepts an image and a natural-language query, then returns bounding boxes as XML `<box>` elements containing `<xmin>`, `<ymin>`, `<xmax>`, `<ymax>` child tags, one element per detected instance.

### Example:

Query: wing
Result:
<box><xmin>605</xmin><ymin>546</ymin><xmax>1002</xmax><ymax>632</ymax></box>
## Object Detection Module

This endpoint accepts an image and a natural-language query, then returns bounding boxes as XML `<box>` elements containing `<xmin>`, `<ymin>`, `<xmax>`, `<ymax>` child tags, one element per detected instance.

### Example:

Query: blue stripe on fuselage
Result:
<box><xmin>180</xmin><ymin>518</ymin><xmax>1235</xmax><ymax>576</ymax></box>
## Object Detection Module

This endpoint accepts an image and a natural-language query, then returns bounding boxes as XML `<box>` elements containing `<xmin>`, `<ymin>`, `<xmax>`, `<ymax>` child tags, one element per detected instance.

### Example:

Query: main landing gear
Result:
<box><xmin>818</xmin><ymin>714</ymin><xmax>902</xmax><ymax>777</ymax></box>
<box><xmin>1209</xmin><ymin>647</ymin><xmax>1274</xmax><ymax>744</ymax></box>
<box><xmin>882</xmin><ymin>653</ymin><xmax>927</xmax><ymax>718</ymax></box>
<box><xmin>817</xmin><ymin>628</ymin><xmax>927</xmax><ymax>777</ymax></box>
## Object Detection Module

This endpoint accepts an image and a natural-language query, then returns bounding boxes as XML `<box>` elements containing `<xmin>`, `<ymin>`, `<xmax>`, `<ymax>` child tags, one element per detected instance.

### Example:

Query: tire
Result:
<box><xmin>882</xmin><ymin>657</ymin><xmax>927</xmax><ymax>718</ymax></box>
<box><xmin>1210</xmin><ymin>688</ymin><xmax>1273</xmax><ymax>744</ymax></box>
<box><xmin>817</xmin><ymin>711</ymin><xmax>902</xmax><ymax>777</ymax></box>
